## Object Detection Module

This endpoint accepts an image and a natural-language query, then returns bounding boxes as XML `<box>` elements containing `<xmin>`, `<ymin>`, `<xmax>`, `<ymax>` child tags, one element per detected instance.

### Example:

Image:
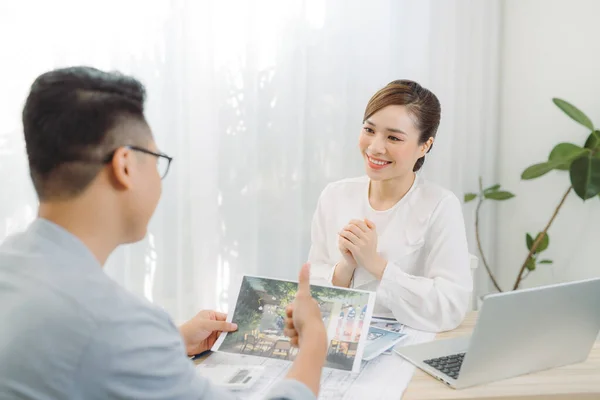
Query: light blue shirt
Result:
<box><xmin>0</xmin><ymin>219</ymin><xmax>313</xmax><ymax>399</ymax></box>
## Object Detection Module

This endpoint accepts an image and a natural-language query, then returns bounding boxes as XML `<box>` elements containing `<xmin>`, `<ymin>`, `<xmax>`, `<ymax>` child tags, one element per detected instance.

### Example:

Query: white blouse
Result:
<box><xmin>308</xmin><ymin>175</ymin><xmax>472</xmax><ymax>332</ymax></box>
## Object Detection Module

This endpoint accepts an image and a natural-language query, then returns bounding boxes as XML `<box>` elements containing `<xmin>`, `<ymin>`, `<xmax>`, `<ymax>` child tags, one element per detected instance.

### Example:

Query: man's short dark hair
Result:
<box><xmin>22</xmin><ymin>66</ymin><xmax>149</xmax><ymax>201</ymax></box>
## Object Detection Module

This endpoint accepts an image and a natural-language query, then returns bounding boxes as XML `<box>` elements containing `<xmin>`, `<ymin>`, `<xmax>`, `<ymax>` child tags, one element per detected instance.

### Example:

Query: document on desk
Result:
<box><xmin>202</xmin><ymin>327</ymin><xmax>435</xmax><ymax>400</ymax></box>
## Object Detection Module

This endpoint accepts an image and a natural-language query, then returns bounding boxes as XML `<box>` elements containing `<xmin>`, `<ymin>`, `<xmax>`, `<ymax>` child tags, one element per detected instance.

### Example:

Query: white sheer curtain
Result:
<box><xmin>0</xmin><ymin>0</ymin><xmax>500</xmax><ymax>322</ymax></box>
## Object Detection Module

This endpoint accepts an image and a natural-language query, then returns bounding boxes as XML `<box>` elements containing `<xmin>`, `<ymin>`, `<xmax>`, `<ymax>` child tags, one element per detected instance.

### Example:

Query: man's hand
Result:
<box><xmin>179</xmin><ymin>310</ymin><xmax>238</xmax><ymax>356</ymax></box>
<box><xmin>338</xmin><ymin>219</ymin><xmax>387</xmax><ymax>279</ymax></box>
<box><xmin>284</xmin><ymin>263</ymin><xmax>327</xmax><ymax>348</ymax></box>
<box><xmin>283</xmin><ymin>263</ymin><xmax>328</xmax><ymax>397</ymax></box>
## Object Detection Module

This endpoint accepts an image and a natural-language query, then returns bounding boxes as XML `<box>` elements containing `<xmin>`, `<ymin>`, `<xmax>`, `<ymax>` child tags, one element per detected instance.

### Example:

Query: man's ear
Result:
<box><xmin>110</xmin><ymin>147</ymin><xmax>134</xmax><ymax>189</ymax></box>
<box><xmin>420</xmin><ymin>137</ymin><xmax>434</xmax><ymax>156</ymax></box>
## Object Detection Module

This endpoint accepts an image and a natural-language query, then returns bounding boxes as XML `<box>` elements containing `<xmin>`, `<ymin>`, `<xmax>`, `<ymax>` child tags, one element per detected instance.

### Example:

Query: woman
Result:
<box><xmin>308</xmin><ymin>80</ymin><xmax>472</xmax><ymax>332</ymax></box>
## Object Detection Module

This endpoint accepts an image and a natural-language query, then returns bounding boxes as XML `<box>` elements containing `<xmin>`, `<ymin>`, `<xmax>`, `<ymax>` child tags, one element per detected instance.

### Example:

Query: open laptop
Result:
<box><xmin>394</xmin><ymin>277</ymin><xmax>600</xmax><ymax>389</ymax></box>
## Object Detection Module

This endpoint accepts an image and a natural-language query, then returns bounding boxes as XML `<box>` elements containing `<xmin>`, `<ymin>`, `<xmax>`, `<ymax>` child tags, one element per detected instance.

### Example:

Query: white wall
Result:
<box><xmin>496</xmin><ymin>0</ymin><xmax>600</xmax><ymax>291</ymax></box>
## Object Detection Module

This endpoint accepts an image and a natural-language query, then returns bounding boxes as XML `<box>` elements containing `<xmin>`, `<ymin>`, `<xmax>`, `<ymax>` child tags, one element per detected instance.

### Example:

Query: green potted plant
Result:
<box><xmin>465</xmin><ymin>98</ymin><xmax>600</xmax><ymax>292</ymax></box>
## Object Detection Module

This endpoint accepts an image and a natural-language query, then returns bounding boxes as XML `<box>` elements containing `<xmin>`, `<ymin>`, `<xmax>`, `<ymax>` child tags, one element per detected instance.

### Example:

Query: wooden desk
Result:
<box><xmin>403</xmin><ymin>312</ymin><xmax>600</xmax><ymax>400</ymax></box>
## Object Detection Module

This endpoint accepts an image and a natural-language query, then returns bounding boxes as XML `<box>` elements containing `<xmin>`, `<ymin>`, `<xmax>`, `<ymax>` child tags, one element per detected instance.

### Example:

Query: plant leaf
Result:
<box><xmin>584</xmin><ymin>130</ymin><xmax>600</xmax><ymax>150</ymax></box>
<box><xmin>521</xmin><ymin>161</ymin><xmax>561</xmax><ymax>180</ymax></box>
<box><xmin>464</xmin><ymin>193</ymin><xmax>477</xmax><ymax>203</ymax></box>
<box><xmin>585</xmin><ymin>131</ymin><xmax>600</xmax><ymax>150</ymax></box>
<box><xmin>534</xmin><ymin>232</ymin><xmax>550</xmax><ymax>253</ymax></box>
<box><xmin>539</xmin><ymin>260</ymin><xmax>553</xmax><ymax>264</ymax></box>
<box><xmin>484</xmin><ymin>191</ymin><xmax>515</xmax><ymax>200</ymax></box>
<box><xmin>484</xmin><ymin>184</ymin><xmax>501</xmax><ymax>193</ymax></box>
<box><xmin>526</xmin><ymin>233</ymin><xmax>534</xmax><ymax>251</ymax></box>
<box><xmin>526</xmin><ymin>257</ymin><xmax>536</xmax><ymax>271</ymax></box>
<box><xmin>569</xmin><ymin>153</ymin><xmax>600</xmax><ymax>200</ymax></box>
<box><xmin>552</xmin><ymin>98</ymin><xmax>594</xmax><ymax>130</ymax></box>
<box><xmin>548</xmin><ymin>143</ymin><xmax>587</xmax><ymax>171</ymax></box>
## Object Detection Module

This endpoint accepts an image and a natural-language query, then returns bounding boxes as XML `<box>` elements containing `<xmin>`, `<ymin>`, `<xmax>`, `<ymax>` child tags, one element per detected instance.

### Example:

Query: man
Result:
<box><xmin>0</xmin><ymin>66</ymin><xmax>327</xmax><ymax>399</ymax></box>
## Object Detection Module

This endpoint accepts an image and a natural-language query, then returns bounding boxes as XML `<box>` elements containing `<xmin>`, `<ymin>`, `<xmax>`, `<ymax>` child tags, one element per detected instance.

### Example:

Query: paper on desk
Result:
<box><xmin>370</xmin><ymin>317</ymin><xmax>405</xmax><ymax>334</ymax></box>
<box><xmin>362</xmin><ymin>327</ymin><xmax>407</xmax><ymax>361</ymax></box>
<box><xmin>369</xmin><ymin>317</ymin><xmax>406</xmax><ymax>356</ymax></box>
<box><xmin>202</xmin><ymin>327</ymin><xmax>435</xmax><ymax>400</ymax></box>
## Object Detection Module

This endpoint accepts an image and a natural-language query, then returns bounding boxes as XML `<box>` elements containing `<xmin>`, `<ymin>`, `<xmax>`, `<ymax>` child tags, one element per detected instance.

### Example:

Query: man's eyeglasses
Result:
<box><xmin>104</xmin><ymin>146</ymin><xmax>173</xmax><ymax>179</ymax></box>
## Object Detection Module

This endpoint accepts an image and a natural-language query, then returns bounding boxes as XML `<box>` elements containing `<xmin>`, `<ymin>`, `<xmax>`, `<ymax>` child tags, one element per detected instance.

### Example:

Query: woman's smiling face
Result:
<box><xmin>359</xmin><ymin>104</ymin><xmax>432</xmax><ymax>181</ymax></box>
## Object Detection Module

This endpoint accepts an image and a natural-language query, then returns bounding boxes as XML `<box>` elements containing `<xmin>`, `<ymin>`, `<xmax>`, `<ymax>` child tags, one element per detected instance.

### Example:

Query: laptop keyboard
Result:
<box><xmin>423</xmin><ymin>352</ymin><xmax>465</xmax><ymax>380</ymax></box>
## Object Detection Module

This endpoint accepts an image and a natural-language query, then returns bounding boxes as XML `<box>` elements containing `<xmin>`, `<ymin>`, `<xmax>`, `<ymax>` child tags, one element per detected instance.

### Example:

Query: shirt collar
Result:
<box><xmin>28</xmin><ymin>218</ymin><xmax>102</xmax><ymax>269</ymax></box>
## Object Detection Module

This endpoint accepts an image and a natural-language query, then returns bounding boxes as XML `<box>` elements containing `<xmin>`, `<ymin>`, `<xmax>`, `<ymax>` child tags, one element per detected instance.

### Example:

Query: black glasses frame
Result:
<box><xmin>104</xmin><ymin>145</ymin><xmax>173</xmax><ymax>179</ymax></box>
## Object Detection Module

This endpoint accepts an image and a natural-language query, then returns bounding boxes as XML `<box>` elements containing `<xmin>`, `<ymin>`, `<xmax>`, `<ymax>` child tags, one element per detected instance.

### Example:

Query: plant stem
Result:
<box><xmin>476</xmin><ymin>177</ymin><xmax>503</xmax><ymax>292</ymax></box>
<box><xmin>512</xmin><ymin>186</ymin><xmax>572</xmax><ymax>290</ymax></box>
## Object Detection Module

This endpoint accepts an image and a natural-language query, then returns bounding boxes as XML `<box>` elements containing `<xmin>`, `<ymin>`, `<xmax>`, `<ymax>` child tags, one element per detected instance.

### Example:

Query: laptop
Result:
<box><xmin>394</xmin><ymin>277</ymin><xmax>600</xmax><ymax>389</ymax></box>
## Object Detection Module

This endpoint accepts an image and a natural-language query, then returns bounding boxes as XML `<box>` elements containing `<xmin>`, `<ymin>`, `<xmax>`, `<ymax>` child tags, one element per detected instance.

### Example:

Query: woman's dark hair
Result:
<box><xmin>363</xmin><ymin>79</ymin><xmax>441</xmax><ymax>171</ymax></box>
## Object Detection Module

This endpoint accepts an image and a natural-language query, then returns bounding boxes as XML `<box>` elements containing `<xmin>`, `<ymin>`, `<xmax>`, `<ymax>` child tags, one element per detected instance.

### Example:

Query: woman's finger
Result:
<box><xmin>338</xmin><ymin>229</ymin><xmax>360</xmax><ymax>245</ymax></box>
<box><xmin>339</xmin><ymin>236</ymin><xmax>359</xmax><ymax>253</ymax></box>
<box><xmin>364</xmin><ymin>219</ymin><xmax>376</xmax><ymax>230</ymax></box>
<box><xmin>345</xmin><ymin>224</ymin><xmax>366</xmax><ymax>239</ymax></box>
<box><xmin>349</xmin><ymin>219</ymin><xmax>369</xmax><ymax>233</ymax></box>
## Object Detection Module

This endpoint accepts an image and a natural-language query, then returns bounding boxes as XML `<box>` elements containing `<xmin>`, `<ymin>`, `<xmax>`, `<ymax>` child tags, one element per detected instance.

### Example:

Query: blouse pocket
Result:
<box><xmin>379</xmin><ymin>215</ymin><xmax>428</xmax><ymax>277</ymax></box>
<box><xmin>379</xmin><ymin>228</ymin><xmax>425</xmax><ymax>264</ymax></box>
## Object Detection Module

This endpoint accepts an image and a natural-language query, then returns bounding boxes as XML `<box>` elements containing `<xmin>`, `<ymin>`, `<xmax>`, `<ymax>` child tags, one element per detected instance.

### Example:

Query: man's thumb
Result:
<box><xmin>205</xmin><ymin>320</ymin><xmax>238</xmax><ymax>332</ymax></box>
<box><xmin>297</xmin><ymin>263</ymin><xmax>311</xmax><ymax>296</ymax></box>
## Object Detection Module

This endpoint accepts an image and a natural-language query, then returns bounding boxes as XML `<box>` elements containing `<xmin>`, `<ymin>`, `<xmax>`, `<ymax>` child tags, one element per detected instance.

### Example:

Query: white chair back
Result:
<box><xmin>469</xmin><ymin>254</ymin><xmax>479</xmax><ymax>310</ymax></box>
